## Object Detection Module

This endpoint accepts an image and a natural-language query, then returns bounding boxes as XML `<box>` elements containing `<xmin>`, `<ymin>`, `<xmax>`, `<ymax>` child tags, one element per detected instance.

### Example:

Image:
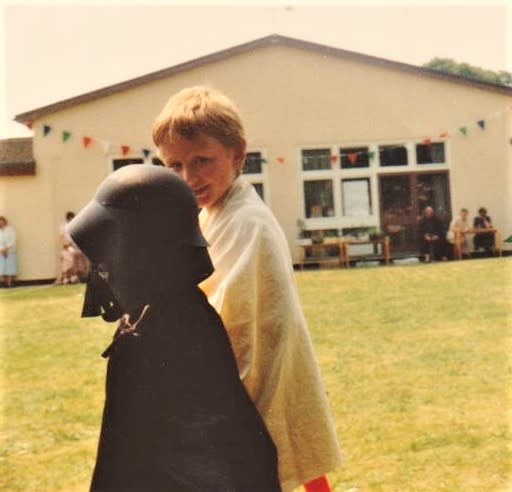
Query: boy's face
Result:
<box><xmin>158</xmin><ymin>133</ymin><xmax>245</xmax><ymax>209</ymax></box>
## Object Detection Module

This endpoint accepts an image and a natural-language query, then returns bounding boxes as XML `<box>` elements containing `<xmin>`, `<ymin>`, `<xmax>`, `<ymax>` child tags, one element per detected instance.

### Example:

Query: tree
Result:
<box><xmin>423</xmin><ymin>58</ymin><xmax>512</xmax><ymax>87</ymax></box>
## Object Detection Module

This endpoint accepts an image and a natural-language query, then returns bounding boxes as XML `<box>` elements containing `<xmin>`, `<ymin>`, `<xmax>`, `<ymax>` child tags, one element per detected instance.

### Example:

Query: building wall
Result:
<box><xmin>8</xmin><ymin>43</ymin><xmax>512</xmax><ymax>279</ymax></box>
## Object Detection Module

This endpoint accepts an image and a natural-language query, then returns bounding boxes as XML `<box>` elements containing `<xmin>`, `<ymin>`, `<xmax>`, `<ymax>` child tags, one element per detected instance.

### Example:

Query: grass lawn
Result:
<box><xmin>1</xmin><ymin>258</ymin><xmax>511</xmax><ymax>491</ymax></box>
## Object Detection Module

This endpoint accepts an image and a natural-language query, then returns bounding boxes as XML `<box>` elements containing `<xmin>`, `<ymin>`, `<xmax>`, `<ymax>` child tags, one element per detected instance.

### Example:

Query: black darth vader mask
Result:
<box><xmin>67</xmin><ymin>164</ymin><xmax>213</xmax><ymax>320</ymax></box>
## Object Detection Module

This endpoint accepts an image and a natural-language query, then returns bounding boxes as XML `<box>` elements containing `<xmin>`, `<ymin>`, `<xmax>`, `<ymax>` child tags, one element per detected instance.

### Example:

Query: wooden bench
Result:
<box><xmin>297</xmin><ymin>237</ymin><xmax>391</xmax><ymax>268</ymax></box>
<box><xmin>339</xmin><ymin>237</ymin><xmax>391</xmax><ymax>268</ymax></box>
<box><xmin>453</xmin><ymin>228</ymin><xmax>502</xmax><ymax>259</ymax></box>
<box><xmin>297</xmin><ymin>240</ymin><xmax>342</xmax><ymax>268</ymax></box>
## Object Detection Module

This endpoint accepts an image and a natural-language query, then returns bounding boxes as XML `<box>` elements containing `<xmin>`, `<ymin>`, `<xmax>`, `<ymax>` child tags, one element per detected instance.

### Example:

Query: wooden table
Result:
<box><xmin>339</xmin><ymin>237</ymin><xmax>391</xmax><ymax>268</ymax></box>
<box><xmin>454</xmin><ymin>228</ymin><xmax>502</xmax><ymax>259</ymax></box>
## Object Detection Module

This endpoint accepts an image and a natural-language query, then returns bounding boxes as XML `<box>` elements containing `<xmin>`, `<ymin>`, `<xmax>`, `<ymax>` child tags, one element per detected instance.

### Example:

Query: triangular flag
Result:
<box><xmin>102</xmin><ymin>141</ymin><xmax>112</xmax><ymax>154</ymax></box>
<box><xmin>439</xmin><ymin>131</ymin><xmax>449</xmax><ymax>138</ymax></box>
<box><xmin>347</xmin><ymin>152</ymin><xmax>358</xmax><ymax>165</ymax></box>
<box><xmin>330</xmin><ymin>155</ymin><xmax>338</xmax><ymax>163</ymax></box>
<box><xmin>25</xmin><ymin>121</ymin><xmax>33</xmax><ymax>130</ymax></box>
<box><xmin>260</xmin><ymin>158</ymin><xmax>268</xmax><ymax>164</ymax></box>
<box><xmin>459</xmin><ymin>127</ymin><xmax>467</xmax><ymax>136</ymax></box>
<box><xmin>142</xmin><ymin>148</ymin><xmax>151</xmax><ymax>159</ymax></box>
<box><xmin>62</xmin><ymin>131</ymin><xmax>71</xmax><ymax>142</ymax></box>
<box><xmin>43</xmin><ymin>125</ymin><xmax>51</xmax><ymax>136</ymax></box>
<box><xmin>368</xmin><ymin>151</ymin><xmax>375</xmax><ymax>161</ymax></box>
<box><xmin>82</xmin><ymin>136</ymin><xmax>92</xmax><ymax>148</ymax></box>
<box><xmin>477</xmin><ymin>120</ymin><xmax>485</xmax><ymax>129</ymax></box>
<box><xmin>276</xmin><ymin>157</ymin><xmax>285</xmax><ymax>164</ymax></box>
<box><xmin>504</xmin><ymin>234</ymin><xmax>512</xmax><ymax>244</ymax></box>
<box><xmin>422</xmin><ymin>138</ymin><xmax>432</xmax><ymax>145</ymax></box>
<box><xmin>121</xmin><ymin>145</ymin><xmax>130</xmax><ymax>156</ymax></box>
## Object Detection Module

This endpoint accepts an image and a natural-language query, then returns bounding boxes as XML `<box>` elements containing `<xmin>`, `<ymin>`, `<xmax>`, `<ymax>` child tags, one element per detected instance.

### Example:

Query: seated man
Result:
<box><xmin>68</xmin><ymin>164</ymin><xmax>281</xmax><ymax>492</ymax></box>
<box><xmin>418</xmin><ymin>206</ymin><xmax>447</xmax><ymax>262</ymax></box>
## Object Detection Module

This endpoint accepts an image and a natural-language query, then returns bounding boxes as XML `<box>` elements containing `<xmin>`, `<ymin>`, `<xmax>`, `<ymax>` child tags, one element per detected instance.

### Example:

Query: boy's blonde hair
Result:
<box><xmin>152</xmin><ymin>86</ymin><xmax>245</xmax><ymax>151</ymax></box>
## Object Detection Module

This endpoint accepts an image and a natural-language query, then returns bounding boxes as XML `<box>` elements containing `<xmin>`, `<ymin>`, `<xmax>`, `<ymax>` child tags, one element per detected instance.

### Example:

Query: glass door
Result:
<box><xmin>379</xmin><ymin>174</ymin><xmax>416</xmax><ymax>252</ymax></box>
<box><xmin>379</xmin><ymin>172</ymin><xmax>450</xmax><ymax>253</ymax></box>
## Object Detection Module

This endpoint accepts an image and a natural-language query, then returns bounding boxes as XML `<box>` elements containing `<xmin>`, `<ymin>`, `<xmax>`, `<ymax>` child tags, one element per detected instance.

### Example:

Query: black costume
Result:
<box><xmin>68</xmin><ymin>165</ymin><xmax>280</xmax><ymax>492</ymax></box>
<box><xmin>417</xmin><ymin>213</ymin><xmax>446</xmax><ymax>260</ymax></box>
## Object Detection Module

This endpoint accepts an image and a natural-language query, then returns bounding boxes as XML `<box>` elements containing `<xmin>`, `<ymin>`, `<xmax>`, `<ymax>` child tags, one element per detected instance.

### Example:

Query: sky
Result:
<box><xmin>1</xmin><ymin>0</ymin><xmax>511</xmax><ymax>139</ymax></box>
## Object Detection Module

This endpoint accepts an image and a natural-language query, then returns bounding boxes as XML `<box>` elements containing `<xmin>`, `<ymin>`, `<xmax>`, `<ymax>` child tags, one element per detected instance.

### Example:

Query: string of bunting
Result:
<box><xmin>302</xmin><ymin>104</ymin><xmax>512</xmax><ymax>167</ymax></box>
<box><xmin>34</xmin><ymin>123</ymin><xmax>153</xmax><ymax>159</ymax></box>
<box><xmin>24</xmin><ymin>103</ymin><xmax>512</xmax><ymax>165</ymax></box>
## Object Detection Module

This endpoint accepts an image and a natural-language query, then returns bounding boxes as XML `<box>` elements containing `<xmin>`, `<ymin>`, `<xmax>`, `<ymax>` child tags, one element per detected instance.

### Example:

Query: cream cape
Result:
<box><xmin>199</xmin><ymin>177</ymin><xmax>342</xmax><ymax>491</ymax></box>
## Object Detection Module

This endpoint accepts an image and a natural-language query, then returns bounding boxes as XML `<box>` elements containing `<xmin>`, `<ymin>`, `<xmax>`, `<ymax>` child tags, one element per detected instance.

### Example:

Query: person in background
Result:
<box><xmin>0</xmin><ymin>216</ymin><xmax>17</xmax><ymax>287</ymax></box>
<box><xmin>473</xmin><ymin>207</ymin><xmax>495</xmax><ymax>255</ymax></box>
<box><xmin>418</xmin><ymin>206</ymin><xmax>447</xmax><ymax>262</ymax></box>
<box><xmin>446</xmin><ymin>208</ymin><xmax>471</xmax><ymax>258</ymax></box>
<box><xmin>152</xmin><ymin>86</ymin><xmax>342</xmax><ymax>492</ymax></box>
<box><xmin>55</xmin><ymin>211</ymin><xmax>89</xmax><ymax>284</ymax></box>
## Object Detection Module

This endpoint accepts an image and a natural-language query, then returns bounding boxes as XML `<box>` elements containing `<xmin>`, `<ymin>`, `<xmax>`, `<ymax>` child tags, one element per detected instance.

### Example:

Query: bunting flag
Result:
<box><xmin>439</xmin><ymin>131</ymin><xmax>449</xmax><ymax>138</ymax></box>
<box><xmin>260</xmin><ymin>158</ymin><xmax>268</xmax><ymax>164</ymax></box>
<box><xmin>43</xmin><ymin>125</ymin><xmax>52</xmax><ymax>136</ymax></box>
<box><xmin>459</xmin><ymin>127</ymin><xmax>468</xmax><ymax>136</ymax></box>
<box><xmin>368</xmin><ymin>151</ymin><xmax>375</xmax><ymax>161</ymax></box>
<box><xmin>347</xmin><ymin>152</ymin><xmax>358</xmax><ymax>165</ymax></box>
<box><xmin>422</xmin><ymin>138</ymin><xmax>432</xmax><ymax>145</ymax></box>
<box><xmin>477</xmin><ymin>120</ymin><xmax>485</xmax><ymax>129</ymax></box>
<box><xmin>82</xmin><ymin>136</ymin><xmax>93</xmax><ymax>148</ymax></box>
<box><xmin>142</xmin><ymin>148</ymin><xmax>151</xmax><ymax>159</ymax></box>
<box><xmin>329</xmin><ymin>155</ymin><xmax>338</xmax><ymax>163</ymax></box>
<box><xmin>276</xmin><ymin>157</ymin><xmax>285</xmax><ymax>164</ymax></box>
<box><xmin>24</xmin><ymin>121</ymin><xmax>33</xmax><ymax>130</ymax></box>
<box><xmin>121</xmin><ymin>145</ymin><xmax>131</xmax><ymax>156</ymax></box>
<box><xmin>62</xmin><ymin>131</ymin><xmax>71</xmax><ymax>142</ymax></box>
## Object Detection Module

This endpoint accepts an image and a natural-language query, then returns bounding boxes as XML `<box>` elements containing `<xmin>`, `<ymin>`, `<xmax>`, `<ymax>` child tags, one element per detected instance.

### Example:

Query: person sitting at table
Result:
<box><xmin>418</xmin><ymin>206</ymin><xmax>447</xmax><ymax>262</ymax></box>
<box><xmin>446</xmin><ymin>208</ymin><xmax>471</xmax><ymax>258</ymax></box>
<box><xmin>473</xmin><ymin>207</ymin><xmax>495</xmax><ymax>255</ymax></box>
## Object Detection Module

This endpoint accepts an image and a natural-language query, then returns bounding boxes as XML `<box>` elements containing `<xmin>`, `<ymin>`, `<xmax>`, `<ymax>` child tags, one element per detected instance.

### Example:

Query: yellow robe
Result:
<box><xmin>199</xmin><ymin>177</ymin><xmax>342</xmax><ymax>491</ymax></box>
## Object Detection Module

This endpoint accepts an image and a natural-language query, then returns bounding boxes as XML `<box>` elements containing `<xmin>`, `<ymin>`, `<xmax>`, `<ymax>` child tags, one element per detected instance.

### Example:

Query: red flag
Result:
<box><xmin>276</xmin><ymin>156</ymin><xmax>285</xmax><ymax>164</ymax></box>
<box><xmin>82</xmin><ymin>136</ymin><xmax>92</xmax><ymax>148</ymax></box>
<box><xmin>422</xmin><ymin>138</ymin><xmax>432</xmax><ymax>145</ymax></box>
<box><xmin>329</xmin><ymin>155</ymin><xmax>338</xmax><ymax>163</ymax></box>
<box><xmin>121</xmin><ymin>145</ymin><xmax>130</xmax><ymax>156</ymax></box>
<box><xmin>439</xmin><ymin>131</ymin><xmax>449</xmax><ymax>138</ymax></box>
<box><xmin>25</xmin><ymin>121</ymin><xmax>33</xmax><ymax>130</ymax></box>
<box><xmin>347</xmin><ymin>152</ymin><xmax>357</xmax><ymax>165</ymax></box>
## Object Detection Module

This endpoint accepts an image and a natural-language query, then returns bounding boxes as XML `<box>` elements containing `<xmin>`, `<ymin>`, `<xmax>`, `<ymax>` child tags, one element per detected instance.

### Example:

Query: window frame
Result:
<box><xmin>298</xmin><ymin>139</ymin><xmax>449</xmax><ymax>232</ymax></box>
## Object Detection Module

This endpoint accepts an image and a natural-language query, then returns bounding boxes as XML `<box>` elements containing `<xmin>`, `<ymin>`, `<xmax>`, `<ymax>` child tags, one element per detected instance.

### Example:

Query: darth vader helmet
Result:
<box><xmin>67</xmin><ymin>164</ymin><xmax>213</xmax><ymax>320</ymax></box>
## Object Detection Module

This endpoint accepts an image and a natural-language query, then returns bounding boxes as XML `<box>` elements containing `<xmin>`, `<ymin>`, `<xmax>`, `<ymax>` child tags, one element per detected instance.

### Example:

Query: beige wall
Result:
<box><xmin>6</xmin><ymin>43</ymin><xmax>512</xmax><ymax>279</ymax></box>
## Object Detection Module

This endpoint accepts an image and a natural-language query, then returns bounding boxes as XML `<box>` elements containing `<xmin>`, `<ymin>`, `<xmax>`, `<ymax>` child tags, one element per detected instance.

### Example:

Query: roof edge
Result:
<box><xmin>14</xmin><ymin>34</ymin><xmax>512</xmax><ymax>123</ymax></box>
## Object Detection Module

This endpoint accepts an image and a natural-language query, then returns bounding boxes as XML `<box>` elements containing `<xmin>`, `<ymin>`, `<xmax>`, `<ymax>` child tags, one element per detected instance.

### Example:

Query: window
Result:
<box><xmin>302</xmin><ymin>148</ymin><xmax>331</xmax><ymax>171</ymax></box>
<box><xmin>340</xmin><ymin>147</ymin><xmax>369</xmax><ymax>169</ymax></box>
<box><xmin>342</xmin><ymin>178</ymin><xmax>372</xmax><ymax>216</ymax></box>
<box><xmin>416</xmin><ymin>142</ymin><xmax>445</xmax><ymax>164</ymax></box>
<box><xmin>379</xmin><ymin>145</ymin><xmax>408</xmax><ymax>166</ymax></box>
<box><xmin>112</xmin><ymin>158</ymin><xmax>144</xmax><ymax>171</ymax></box>
<box><xmin>243</xmin><ymin>151</ymin><xmax>267</xmax><ymax>202</ymax></box>
<box><xmin>243</xmin><ymin>152</ymin><xmax>263</xmax><ymax>174</ymax></box>
<box><xmin>304</xmin><ymin>180</ymin><xmax>334</xmax><ymax>218</ymax></box>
